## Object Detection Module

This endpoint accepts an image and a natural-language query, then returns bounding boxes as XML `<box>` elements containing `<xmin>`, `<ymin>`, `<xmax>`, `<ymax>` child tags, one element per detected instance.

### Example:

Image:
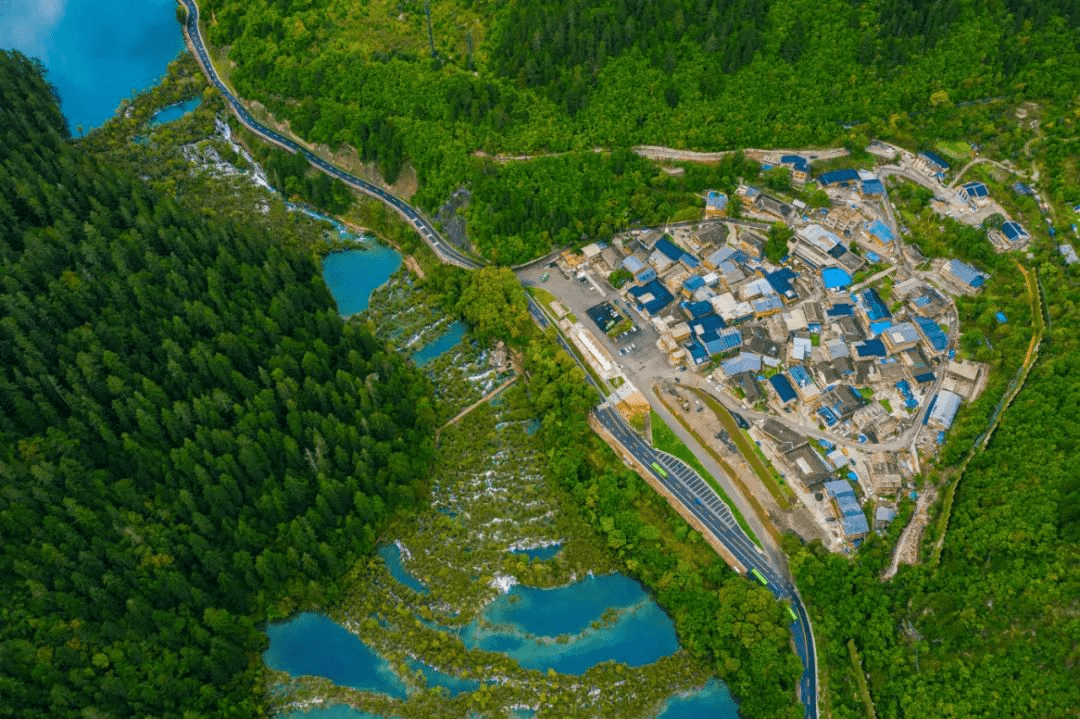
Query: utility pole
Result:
<box><xmin>425</xmin><ymin>0</ymin><xmax>436</xmax><ymax>58</ymax></box>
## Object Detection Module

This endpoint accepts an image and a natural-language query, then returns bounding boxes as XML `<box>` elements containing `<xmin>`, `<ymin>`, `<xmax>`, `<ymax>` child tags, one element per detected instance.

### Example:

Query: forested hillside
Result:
<box><xmin>0</xmin><ymin>51</ymin><xmax>435</xmax><ymax>717</ymax></box>
<box><xmin>200</xmin><ymin>0</ymin><xmax>1080</xmax><ymax>261</ymax></box>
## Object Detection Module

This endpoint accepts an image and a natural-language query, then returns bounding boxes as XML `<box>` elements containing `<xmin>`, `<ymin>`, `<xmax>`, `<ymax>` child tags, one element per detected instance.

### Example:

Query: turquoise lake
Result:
<box><xmin>460</xmin><ymin>573</ymin><xmax>681</xmax><ymax>675</ymax></box>
<box><xmin>413</xmin><ymin>320</ymin><xmax>469</xmax><ymax>365</ymax></box>
<box><xmin>404</xmin><ymin>658</ymin><xmax>480</xmax><ymax>696</ymax></box>
<box><xmin>0</xmin><ymin>0</ymin><xmax>185</xmax><ymax>134</ymax></box>
<box><xmin>510</xmin><ymin>544</ymin><xmax>562</xmax><ymax>561</ymax></box>
<box><xmin>322</xmin><ymin>247</ymin><xmax>403</xmax><ymax>316</ymax></box>
<box><xmin>149</xmin><ymin>97</ymin><xmax>202</xmax><ymax>126</ymax></box>
<box><xmin>656</xmin><ymin>678</ymin><xmax>740</xmax><ymax>719</ymax></box>
<box><xmin>264</xmin><ymin>613</ymin><xmax>407</xmax><ymax>699</ymax></box>
<box><xmin>376</xmin><ymin>544</ymin><xmax>429</xmax><ymax>595</ymax></box>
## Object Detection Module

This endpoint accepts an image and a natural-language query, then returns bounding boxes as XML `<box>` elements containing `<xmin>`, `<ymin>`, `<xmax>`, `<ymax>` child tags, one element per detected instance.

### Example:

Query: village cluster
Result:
<box><xmin>537</xmin><ymin>148</ymin><xmax>1012</xmax><ymax>546</ymax></box>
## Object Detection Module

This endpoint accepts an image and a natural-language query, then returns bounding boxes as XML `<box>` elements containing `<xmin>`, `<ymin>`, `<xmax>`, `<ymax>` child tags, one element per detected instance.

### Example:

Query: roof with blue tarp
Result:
<box><xmin>855</xmin><ymin>338</ymin><xmax>887</xmax><ymax>358</ymax></box>
<box><xmin>781</xmin><ymin>155</ymin><xmax>810</xmax><ymax>173</ymax></box>
<box><xmin>765</xmin><ymin>268</ymin><xmax>799</xmax><ymax>299</ymax></box>
<box><xmin>818</xmin><ymin>169</ymin><xmax>860</xmax><ymax>186</ymax></box>
<box><xmin>859</xmin><ymin>288</ymin><xmax>891</xmax><ymax>320</ymax></box>
<box><xmin>861</xmin><ymin>179</ymin><xmax>885</xmax><ymax>196</ymax></box>
<box><xmin>865</xmin><ymin>219</ymin><xmax>895</xmax><ymax>243</ymax></box>
<box><xmin>1002</xmin><ymin>221</ymin><xmax>1028</xmax><ymax>241</ymax></box>
<box><xmin>961</xmin><ymin>181</ymin><xmax>988</xmax><ymax>198</ymax></box>
<box><xmin>629</xmin><ymin>279</ymin><xmax>674</xmax><ymax>315</ymax></box>
<box><xmin>682</xmin><ymin>300</ymin><xmax>715</xmax><ymax>319</ymax></box>
<box><xmin>996</xmin><ymin>311</ymin><xmax>1008</xmax><ymax>323</ymax></box>
<box><xmin>682</xmin><ymin>253</ymin><xmax>700</xmax><ymax>268</ymax></box>
<box><xmin>919</xmin><ymin>151</ymin><xmax>950</xmax><ymax>171</ymax></box>
<box><xmin>769</xmin><ymin>374</ymin><xmax>798</xmax><ymax>403</ymax></box>
<box><xmin>914</xmin><ymin>371</ymin><xmax>936</xmax><ymax>384</ymax></box>
<box><xmin>914</xmin><ymin>317</ymin><xmax>948</xmax><ymax>351</ymax></box>
<box><xmin>822</xmin><ymin>267</ymin><xmax>853</xmax><ymax>290</ymax></box>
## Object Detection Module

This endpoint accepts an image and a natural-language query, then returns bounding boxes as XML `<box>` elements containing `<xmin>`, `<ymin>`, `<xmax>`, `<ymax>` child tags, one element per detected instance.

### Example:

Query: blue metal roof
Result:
<box><xmin>692</xmin><ymin>314</ymin><xmax>726</xmax><ymax>335</ymax></box>
<box><xmin>914</xmin><ymin>371</ymin><xmax>936</xmax><ymax>384</ymax></box>
<box><xmin>928</xmin><ymin>390</ymin><xmax>962</xmax><ymax>429</ymax></box>
<box><xmin>706</xmin><ymin>191</ymin><xmax>728</xmax><ymax>210</ymax></box>
<box><xmin>622</xmin><ymin>256</ymin><xmax>644</xmax><ymax>273</ymax></box>
<box><xmin>861</xmin><ymin>179</ymin><xmax>885</xmax><ymax>195</ymax></box>
<box><xmin>684</xmin><ymin>275</ymin><xmax>706</xmax><ymax>291</ymax></box>
<box><xmin>919</xmin><ymin>151</ymin><xmax>950</xmax><ymax>171</ymax></box>
<box><xmin>859</xmin><ymin>288</ymin><xmax>891</xmax><ymax>320</ymax></box>
<box><xmin>789</xmin><ymin>365</ymin><xmax>813</xmax><ymax>388</ymax></box>
<box><xmin>961</xmin><ymin>181</ymin><xmax>988</xmax><ymax>198</ymax></box>
<box><xmin>855</xmin><ymin>338</ymin><xmax>887</xmax><ymax>358</ymax></box>
<box><xmin>765</xmin><ymin>268</ymin><xmax>798</xmax><ymax>299</ymax></box>
<box><xmin>1002</xmin><ymin>221</ymin><xmax>1028</xmax><ymax>241</ymax></box>
<box><xmin>704</xmin><ymin>329</ymin><xmax>742</xmax><ymax>355</ymax></box>
<box><xmin>822</xmin><ymin>267</ymin><xmax>852</xmax><ymax>290</ymax></box>
<box><xmin>629</xmin><ymin>279</ymin><xmax>674</xmax><ymax>315</ymax></box>
<box><xmin>914</xmin><ymin>317</ymin><xmax>948</xmax><ymax>351</ymax></box>
<box><xmin>826</xmin><ymin>302</ymin><xmax>854</xmax><ymax>317</ymax></box>
<box><xmin>946</xmin><ymin>259</ymin><xmax>986</xmax><ymax>287</ymax></box>
<box><xmin>655</xmin><ymin>237</ymin><xmax>684</xmax><ymax>262</ymax></box>
<box><xmin>769</xmin><ymin>374</ymin><xmax>798</xmax><ymax>403</ymax></box>
<box><xmin>753</xmin><ymin>296</ymin><xmax>784</xmax><ymax>314</ymax></box>
<box><xmin>780</xmin><ymin>154</ymin><xmax>810</xmax><ymax>173</ymax></box>
<box><xmin>817</xmin><ymin>169</ymin><xmax>860</xmax><ymax>186</ymax></box>
<box><xmin>721</xmin><ymin>352</ymin><xmax>762</xmax><ymax>375</ymax></box>
<box><xmin>682</xmin><ymin>300</ymin><xmax>714</xmax><ymax>319</ymax></box>
<box><xmin>865</xmin><ymin>219</ymin><xmax>895</xmax><ymax>243</ymax></box>
<box><xmin>687</xmin><ymin>340</ymin><xmax>710</xmax><ymax>365</ymax></box>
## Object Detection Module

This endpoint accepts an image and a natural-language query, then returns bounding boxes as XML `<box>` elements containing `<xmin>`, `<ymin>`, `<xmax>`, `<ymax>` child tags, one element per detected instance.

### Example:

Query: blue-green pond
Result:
<box><xmin>0</xmin><ymin>0</ymin><xmax>184</xmax><ymax>134</ymax></box>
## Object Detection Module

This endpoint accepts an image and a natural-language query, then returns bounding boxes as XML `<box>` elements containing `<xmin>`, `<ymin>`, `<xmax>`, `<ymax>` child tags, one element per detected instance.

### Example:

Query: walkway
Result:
<box><xmin>437</xmin><ymin>375</ymin><xmax>518</xmax><ymax>438</ymax></box>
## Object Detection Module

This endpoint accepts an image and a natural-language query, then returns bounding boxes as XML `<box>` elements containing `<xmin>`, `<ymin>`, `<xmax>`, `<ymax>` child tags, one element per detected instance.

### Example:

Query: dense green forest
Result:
<box><xmin>200</xmin><ymin>0</ymin><xmax>1080</xmax><ymax>261</ymax></box>
<box><xmin>0</xmin><ymin>51</ymin><xmax>435</xmax><ymax>717</ymax></box>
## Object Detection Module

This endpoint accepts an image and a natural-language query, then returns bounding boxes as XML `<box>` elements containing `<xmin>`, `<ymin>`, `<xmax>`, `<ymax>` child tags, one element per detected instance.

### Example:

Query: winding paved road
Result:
<box><xmin>178</xmin><ymin>0</ymin><xmax>481</xmax><ymax>269</ymax></box>
<box><xmin>181</xmin><ymin>3</ymin><xmax>819</xmax><ymax>710</ymax></box>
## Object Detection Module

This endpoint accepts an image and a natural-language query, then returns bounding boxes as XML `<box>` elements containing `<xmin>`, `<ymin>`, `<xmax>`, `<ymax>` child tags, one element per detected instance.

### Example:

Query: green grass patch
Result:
<box><xmin>526</xmin><ymin>286</ymin><xmax>559</xmax><ymax>308</ymax></box>
<box><xmin>857</xmin><ymin>386</ymin><xmax>875</xmax><ymax>399</ymax></box>
<box><xmin>880</xmin><ymin>399</ymin><xmax>892</xmax><ymax>413</ymax></box>
<box><xmin>649</xmin><ymin>410</ymin><xmax>760</xmax><ymax>545</ymax></box>
<box><xmin>935</xmin><ymin>139</ymin><xmax>973</xmax><ymax>161</ymax></box>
